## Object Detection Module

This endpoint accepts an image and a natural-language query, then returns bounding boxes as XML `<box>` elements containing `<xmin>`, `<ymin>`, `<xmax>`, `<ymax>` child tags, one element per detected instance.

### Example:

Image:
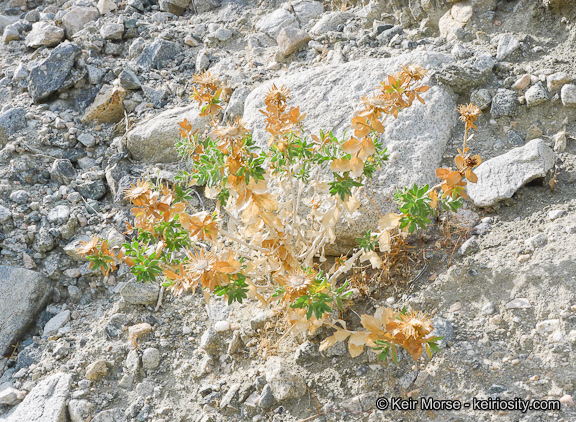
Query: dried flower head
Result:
<box><xmin>193</xmin><ymin>71</ymin><xmax>219</xmax><ymax>92</ymax></box>
<box><xmin>400</xmin><ymin>64</ymin><xmax>428</xmax><ymax>82</ymax></box>
<box><xmin>393</xmin><ymin>311</ymin><xmax>433</xmax><ymax>340</ymax></box>
<box><xmin>211</xmin><ymin>117</ymin><xmax>249</xmax><ymax>147</ymax></box>
<box><xmin>278</xmin><ymin>268</ymin><xmax>315</xmax><ymax>302</ymax></box>
<box><xmin>457</xmin><ymin>103</ymin><xmax>482</xmax><ymax>130</ymax></box>
<box><xmin>76</xmin><ymin>235</ymin><xmax>100</xmax><ymax>257</ymax></box>
<box><xmin>264</xmin><ymin>84</ymin><xmax>290</xmax><ymax>107</ymax></box>
<box><xmin>123</xmin><ymin>180</ymin><xmax>152</xmax><ymax>204</ymax></box>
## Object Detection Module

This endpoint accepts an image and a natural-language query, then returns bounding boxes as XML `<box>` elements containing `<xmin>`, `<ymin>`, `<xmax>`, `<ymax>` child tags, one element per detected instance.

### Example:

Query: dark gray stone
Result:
<box><xmin>135</xmin><ymin>39</ymin><xmax>181</xmax><ymax>70</ymax></box>
<box><xmin>50</xmin><ymin>159</ymin><xmax>77</xmax><ymax>185</ymax></box>
<box><xmin>0</xmin><ymin>266</ymin><xmax>53</xmax><ymax>355</ymax></box>
<box><xmin>28</xmin><ymin>42</ymin><xmax>81</xmax><ymax>102</ymax></box>
<box><xmin>377</xmin><ymin>25</ymin><xmax>403</xmax><ymax>45</ymax></box>
<box><xmin>436</xmin><ymin>63</ymin><xmax>486</xmax><ymax>95</ymax></box>
<box><xmin>142</xmin><ymin>85</ymin><xmax>168</xmax><ymax>108</ymax></box>
<box><xmin>258</xmin><ymin>384</ymin><xmax>275</xmax><ymax>410</ymax></box>
<box><xmin>159</xmin><ymin>0</ymin><xmax>190</xmax><ymax>15</ymax></box>
<box><xmin>490</xmin><ymin>89</ymin><xmax>518</xmax><ymax>118</ymax></box>
<box><xmin>507</xmin><ymin>130</ymin><xmax>524</xmax><ymax>146</ymax></box>
<box><xmin>15</xmin><ymin>343</ymin><xmax>42</xmax><ymax>370</ymax></box>
<box><xmin>76</xmin><ymin>178</ymin><xmax>107</xmax><ymax>200</ymax></box>
<box><xmin>0</xmin><ymin>107</ymin><xmax>27</xmax><ymax>146</ymax></box>
<box><xmin>119</xmin><ymin>68</ymin><xmax>142</xmax><ymax>90</ymax></box>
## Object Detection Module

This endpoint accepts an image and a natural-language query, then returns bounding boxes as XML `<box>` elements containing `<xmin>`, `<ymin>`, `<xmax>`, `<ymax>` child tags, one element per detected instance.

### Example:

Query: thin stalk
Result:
<box><xmin>219</xmin><ymin>228</ymin><xmax>270</xmax><ymax>252</ymax></box>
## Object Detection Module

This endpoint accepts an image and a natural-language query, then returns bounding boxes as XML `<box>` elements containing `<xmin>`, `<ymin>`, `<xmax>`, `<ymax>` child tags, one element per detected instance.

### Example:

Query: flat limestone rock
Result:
<box><xmin>0</xmin><ymin>266</ymin><xmax>53</xmax><ymax>355</ymax></box>
<box><xmin>3</xmin><ymin>373</ymin><xmax>71</xmax><ymax>422</ymax></box>
<box><xmin>467</xmin><ymin>139</ymin><xmax>555</xmax><ymax>207</ymax></box>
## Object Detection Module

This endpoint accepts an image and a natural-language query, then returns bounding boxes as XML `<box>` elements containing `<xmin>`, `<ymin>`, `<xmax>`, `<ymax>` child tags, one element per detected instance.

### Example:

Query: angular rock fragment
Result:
<box><xmin>82</xmin><ymin>85</ymin><xmax>126</xmax><ymax>124</ymax></box>
<box><xmin>62</xmin><ymin>6</ymin><xmax>100</xmax><ymax>38</ymax></box>
<box><xmin>277</xmin><ymin>27</ymin><xmax>311</xmax><ymax>57</ymax></box>
<box><xmin>0</xmin><ymin>266</ymin><xmax>53</xmax><ymax>354</ymax></box>
<box><xmin>25</xmin><ymin>21</ymin><xmax>64</xmax><ymax>48</ymax></box>
<box><xmin>3</xmin><ymin>373</ymin><xmax>71</xmax><ymax>422</ymax></box>
<box><xmin>0</xmin><ymin>107</ymin><xmax>26</xmax><ymax>146</ymax></box>
<box><xmin>135</xmin><ymin>39</ymin><xmax>181</xmax><ymax>70</ymax></box>
<box><xmin>28</xmin><ymin>42</ymin><xmax>80</xmax><ymax>102</ymax></box>
<box><xmin>467</xmin><ymin>139</ymin><xmax>555</xmax><ymax>206</ymax></box>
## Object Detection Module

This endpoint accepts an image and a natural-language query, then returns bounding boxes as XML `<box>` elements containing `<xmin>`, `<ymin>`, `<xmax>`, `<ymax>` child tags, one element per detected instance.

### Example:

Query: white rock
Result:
<box><xmin>277</xmin><ymin>27</ymin><xmax>311</xmax><ymax>57</ymax></box>
<box><xmin>68</xmin><ymin>399</ymin><xmax>95</xmax><ymax>422</ymax></box>
<box><xmin>0</xmin><ymin>205</ymin><xmax>11</xmax><ymax>223</ymax></box>
<box><xmin>439</xmin><ymin>3</ymin><xmax>473</xmax><ymax>40</ymax></box>
<box><xmin>213</xmin><ymin>27</ymin><xmax>232</xmax><ymax>42</ymax></box>
<box><xmin>242</xmin><ymin>52</ymin><xmax>457</xmax><ymax>250</ymax></box>
<box><xmin>560</xmin><ymin>395</ymin><xmax>574</xmax><ymax>407</ymax></box>
<box><xmin>496</xmin><ymin>33</ymin><xmax>520</xmax><ymax>60</ymax></box>
<box><xmin>505</xmin><ymin>298</ymin><xmax>531</xmax><ymax>309</ymax></box>
<box><xmin>291</xmin><ymin>1</ymin><xmax>323</xmax><ymax>22</ymax></box>
<box><xmin>553</xmin><ymin>131</ymin><xmax>566</xmax><ymax>152</ymax></box>
<box><xmin>142</xmin><ymin>347</ymin><xmax>161</xmax><ymax>370</ymax></box>
<box><xmin>77</xmin><ymin>133</ymin><xmax>97</xmax><ymax>147</ymax></box>
<box><xmin>214</xmin><ymin>321</ymin><xmax>230</xmax><ymax>332</ymax></box>
<box><xmin>561</xmin><ymin>84</ymin><xmax>576</xmax><ymax>107</ymax></box>
<box><xmin>265</xmin><ymin>356</ymin><xmax>306</xmax><ymax>400</ymax></box>
<box><xmin>100</xmin><ymin>23</ymin><xmax>124</xmax><ymax>40</ymax></box>
<box><xmin>196</xmin><ymin>49</ymin><xmax>210</xmax><ymax>72</ymax></box>
<box><xmin>550</xmin><ymin>330</ymin><xmax>563</xmax><ymax>342</ymax></box>
<box><xmin>97</xmin><ymin>0</ymin><xmax>118</xmax><ymax>14</ymax></box>
<box><xmin>524</xmin><ymin>82</ymin><xmax>548</xmax><ymax>107</ymax></box>
<box><xmin>310</xmin><ymin>12</ymin><xmax>351</xmax><ymax>35</ymax></box>
<box><xmin>43</xmin><ymin>310</ymin><xmax>71</xmax><ymax>337</ymax></box>
<box><xmin>548</xmin><ymin>209</ymin><xmax>566</xmax><ymax>220</ymax></box>
<box><xmin>3</xmin><ymin>373</ymin><xmax>71</xmax><ymax>422</ymax></box>
<box><xmin>535</xmin><ymin>319</ymin><xmax>560</xmax><ymax>335</ymax></box>
<box><xmin>47</xmin><ymin>205</ymin><xmax>70</xmax><ymax>224</ymax></box>
<box><xmin>255</xmin><ymin>8</ymin><xmax>296</xmax><ymax>38</ymax></box>
<box><xmin>467</xmin><ymin>139</ymin><xmax>555</xmax><ymax>207</ymax></box>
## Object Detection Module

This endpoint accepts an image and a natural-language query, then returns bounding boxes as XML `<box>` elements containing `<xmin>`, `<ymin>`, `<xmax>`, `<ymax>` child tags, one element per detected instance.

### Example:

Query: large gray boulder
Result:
<box><xmin>467</xmin><ymin>139</ymin><xmax>555</xmax><ymax>207</ymax></box>
<box><xmin>28</xmin><ymin>42</ymin><xmax>81</xmax><ymax>102</ymax></box>
<box><xmin>242</xmin><ymin>52</ymin><xmax>456</xmax><ymax>249</ymax></box>
<box><xmin>3</xmin><ymin>373</ymin><xmax>71</xmax><ymax>421</ymax></box>
<box><xmin>127</xmin><ymin>105</ymin><xmax>208</xmax><ymax>163</ymax></box>
<box><xmin>0</xmin><ymin>266</ymin><xmax>53</xmax><ymax>355</ymax></box>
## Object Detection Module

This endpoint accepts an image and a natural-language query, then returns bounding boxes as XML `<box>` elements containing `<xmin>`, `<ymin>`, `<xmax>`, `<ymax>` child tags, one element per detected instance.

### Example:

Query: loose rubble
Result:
<box><xmin>0</xmin><ymin>0</ymin><xmax>575</xmax><ymax>421</ymax></box>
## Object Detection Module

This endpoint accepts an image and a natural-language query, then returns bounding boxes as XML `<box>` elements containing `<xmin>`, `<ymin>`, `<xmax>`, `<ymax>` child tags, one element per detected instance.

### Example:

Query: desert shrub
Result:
<box><xmin>79</xmin><ymin>65</ymin><xmax>482</xmax><ymax>362</ymax></box>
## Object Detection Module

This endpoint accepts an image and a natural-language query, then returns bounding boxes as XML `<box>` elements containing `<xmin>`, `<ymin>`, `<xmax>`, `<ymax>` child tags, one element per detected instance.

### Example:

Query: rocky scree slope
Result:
<box><xmin>0</xmin><ymin>0</ymin><xmax>576</xmax><ymax>421</ymax></box>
